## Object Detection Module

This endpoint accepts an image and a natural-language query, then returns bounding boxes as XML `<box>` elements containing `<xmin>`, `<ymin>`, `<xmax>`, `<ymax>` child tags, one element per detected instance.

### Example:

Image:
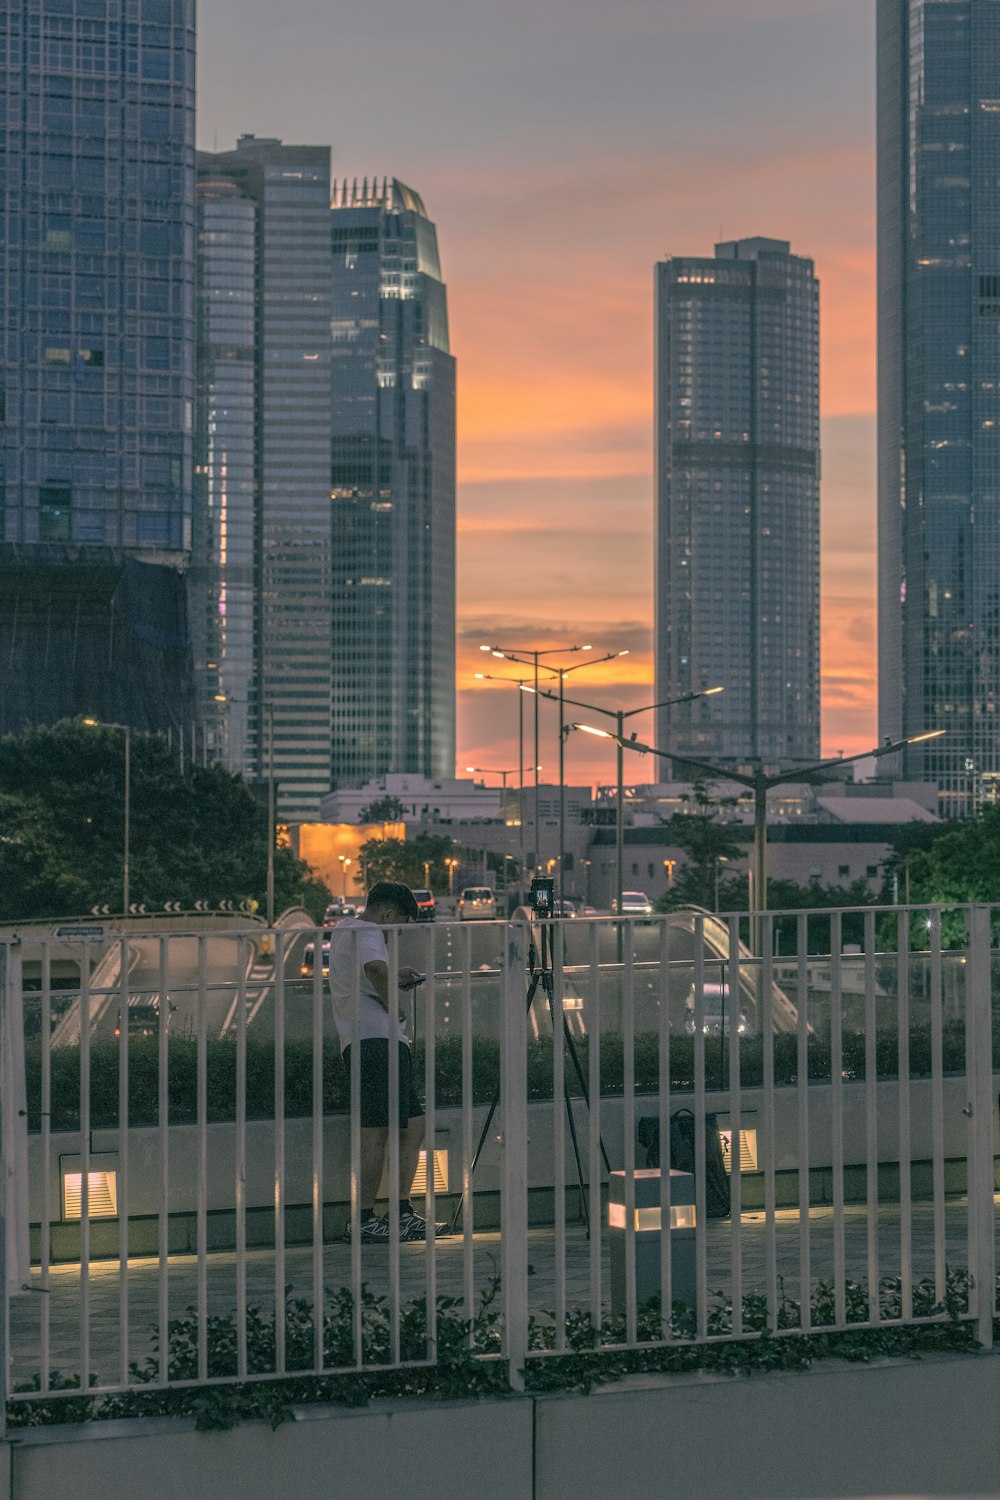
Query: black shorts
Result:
<box><xmin>343</xmin><ymin>1039</ymin><xmax>425</xmax><ymax>1129</ymax></box>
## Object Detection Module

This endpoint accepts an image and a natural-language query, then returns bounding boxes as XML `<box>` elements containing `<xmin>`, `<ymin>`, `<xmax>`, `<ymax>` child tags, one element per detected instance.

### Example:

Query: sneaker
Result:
<box><xmin>346</xmin><ymin>1212</ymin><xmax>391</xmax><ymax>1244</ymax></box>
<box><xmin>399</xmin><ymin>1209</ymin><xmax>451</xmax><ymax>1241</ymax></box>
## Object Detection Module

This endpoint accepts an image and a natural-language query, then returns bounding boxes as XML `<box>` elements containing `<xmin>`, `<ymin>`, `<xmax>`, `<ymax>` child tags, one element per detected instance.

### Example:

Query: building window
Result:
<box><xmin>838</xmin><ymin>865</ymin><xmax>850</xmax><ymax>879</ymax></box>
<box><xmin>39</xmin><ymin>485</ymin><xmax>71</xmax><ymax>542</ymax></box>
<box><xmin>866</xmin><ymin>865</ymin><xmax>879</xmax><ymax>878</ymax></box>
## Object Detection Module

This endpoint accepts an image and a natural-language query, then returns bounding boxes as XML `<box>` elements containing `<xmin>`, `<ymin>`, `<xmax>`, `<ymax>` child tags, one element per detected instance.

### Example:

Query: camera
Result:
<box><xmin>529</xmin><ymin>876</ymin><xmax>555</xmax><ymax>917</ymax></box>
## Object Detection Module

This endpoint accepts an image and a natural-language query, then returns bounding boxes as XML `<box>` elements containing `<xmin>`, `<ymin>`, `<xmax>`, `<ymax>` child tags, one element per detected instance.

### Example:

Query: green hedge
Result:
<box><xmin>23</xmin><ymin>1020</ymin><xmax>980</xmax><ymax>1134</ymax></box>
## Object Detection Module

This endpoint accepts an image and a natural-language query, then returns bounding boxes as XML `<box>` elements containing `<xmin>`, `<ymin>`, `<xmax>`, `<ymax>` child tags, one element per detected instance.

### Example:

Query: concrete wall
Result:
<box><xmin>4</xmin><ymin>1352</ymin><xmax>999</xmax><ymax>1500</ymax></box>
<box><xmin>29</xmin><ymin>1075</ymin><xmax>1000</xmax><ymax>1260</ymax></box>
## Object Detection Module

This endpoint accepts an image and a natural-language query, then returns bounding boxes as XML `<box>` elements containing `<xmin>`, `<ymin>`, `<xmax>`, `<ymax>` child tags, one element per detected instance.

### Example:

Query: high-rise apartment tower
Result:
<box><xmin>654</xmin><ymin>238</ymin><xmax>820</xmax><ymax>768</ymax></box>
<box><xmin>878</xmin><ymin>1</ymin><xmax>1000</xmax><ymax>814</ymax></box>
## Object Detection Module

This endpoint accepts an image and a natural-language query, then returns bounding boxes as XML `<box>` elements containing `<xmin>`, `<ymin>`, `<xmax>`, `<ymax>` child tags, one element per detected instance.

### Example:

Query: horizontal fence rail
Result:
<box><xmin>1</xmin><ymin>902</ymin><xmax>997</xmax><ymax>1414</ymax></box>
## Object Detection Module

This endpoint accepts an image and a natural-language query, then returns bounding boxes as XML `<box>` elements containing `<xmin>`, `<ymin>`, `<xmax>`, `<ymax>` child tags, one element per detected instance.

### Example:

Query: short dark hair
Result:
<box><xmin>365</xmin><ymin>881</ymin><xmax>418</xmax><ymax>922</ymax></box>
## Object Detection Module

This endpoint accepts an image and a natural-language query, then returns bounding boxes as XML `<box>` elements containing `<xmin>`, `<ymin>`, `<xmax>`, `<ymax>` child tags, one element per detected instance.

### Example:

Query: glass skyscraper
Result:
<box><xmin>654</xmin><ymin>238</ymin><xmax>820</xmax><ymax>768</ymax></box>
<box><xmin>329</xmin><ymin>178</ymin><xmax>456</xmax><ymax>786</ymax></box>
<box><xmin>1</xmin><ymin>0</ymin><xmax>195</xmax><ymax>555</ymax></box>
<box><xmin>194</xmin><ymin>137</ymin><xmax>334</xmax><ymax>819</ymax></box>
<box><xmin>0</xmin><ymin>0</ymin><xmax>197</xmax><ymax>735</ymax></box>
<box><xmin>878</xmin><ymin>1</ymin><xmax>1000</xmax><ymax>814</ymax></box>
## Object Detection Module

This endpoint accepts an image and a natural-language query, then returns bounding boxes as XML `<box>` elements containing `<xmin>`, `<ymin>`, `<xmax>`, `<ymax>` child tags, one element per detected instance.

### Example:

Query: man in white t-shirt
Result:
<box><xmin>329</xmin><ymin>880</ymin><xmax>447</xmax><ymax>1243</ymax></box>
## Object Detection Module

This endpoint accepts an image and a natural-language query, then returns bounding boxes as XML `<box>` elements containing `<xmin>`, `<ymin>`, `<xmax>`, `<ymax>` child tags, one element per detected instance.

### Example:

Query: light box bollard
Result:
<box><xmin>609</xmin><ymin>1168</ymin><xmax>696</xmax><ymax>1321</ymax></box>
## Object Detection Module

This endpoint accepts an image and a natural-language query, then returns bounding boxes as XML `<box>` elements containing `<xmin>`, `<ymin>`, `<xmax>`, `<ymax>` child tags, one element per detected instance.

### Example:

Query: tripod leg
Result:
<box><xmin>450</xmin><ymin>970</ymin><xmax>540</xmax><ymax>1233</ymax></box>
<box><xmin>562</xmin><ymin>1020</ymin><xmax>612</xmax><ymax>1176</ymax></box>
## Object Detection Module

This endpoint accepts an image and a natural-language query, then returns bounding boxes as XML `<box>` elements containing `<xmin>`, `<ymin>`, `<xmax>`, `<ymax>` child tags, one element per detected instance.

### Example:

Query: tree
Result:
<box><xmin>358</xmin><ymin>795</ymin><xmax>405</xmax><ymax>826</ymax></box>
<box><xmin>654</xmin><ymin>812</ymin><xmax>744</xmax><ymax>911</ymax></box>
<box><xmin>0</xmin><ymin>721</ymin><xmax>331</xmax><ymax>921</ymax></box>
<box><xmin>884</xmin><ymin>806</ymin><xmax>1000</xmax><ymax>945</ymax></box>
<box><xmin>355</xmin><ymin>832</ymin><xmax>456</xmax><ymax>894</ymax></box>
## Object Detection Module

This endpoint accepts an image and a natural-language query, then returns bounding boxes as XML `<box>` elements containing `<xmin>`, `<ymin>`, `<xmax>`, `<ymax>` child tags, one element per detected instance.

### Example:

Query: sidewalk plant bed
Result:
<box><xmin>24</xmin><ymin>1021</ymin><xmax>981</xmax><ymax>1133</ymax></box>
<box><xmin>7</xmin><ymin>1269</ymin><xmax>987</xmax><ymax>1432</ymax></box>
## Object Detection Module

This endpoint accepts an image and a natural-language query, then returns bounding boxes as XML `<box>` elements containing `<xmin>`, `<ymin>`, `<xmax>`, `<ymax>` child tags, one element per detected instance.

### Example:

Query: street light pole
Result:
<box><xmin>265</xmin><ymin>701</ymin><xmax>275</xmax><ymax>926</ymax></box>
<box><xmin>574</xmin><ymin>728</ymin><xmax>946</xmax><ymax>948</ymax></box>
<box><xmin>546</xmin><ymin>684</ymin><xmax>725</xmax><ymax>918</ymax></box>
<box><xmin>83</xmin><ymin>718</ymin><xmax>132</xmax><ymax>915</ymax></box>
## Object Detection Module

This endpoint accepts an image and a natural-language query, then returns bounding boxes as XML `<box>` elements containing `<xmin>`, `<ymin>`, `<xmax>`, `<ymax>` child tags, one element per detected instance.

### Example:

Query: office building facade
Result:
<box><xmin>329</xmin><ymin>178</ymin><xmax>456</xmax><ymax>786</ymax></box>
<box><xmin>654</xmin><ymin>238</ymin><xmax>820</xmax><ymax>769</ymax></box>
<box><xmin>194</xmin><ymin>137</ymin><xmax>334</xmax><ymax>818</ymax></box>
<box><xmin>0</xmin><ymin>0</ymin><xmax>198</xmax><ymax>732</ymax></box>
<box><xmin>877</xmin><ymin>1</ymin><xmax>1000</xmax><ymax>814</ymax></box>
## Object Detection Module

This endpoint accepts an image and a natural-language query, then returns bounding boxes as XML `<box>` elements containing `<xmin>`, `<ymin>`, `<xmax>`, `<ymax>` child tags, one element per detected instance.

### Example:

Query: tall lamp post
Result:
<box><xmin>479</xmin><ymin>642</ymin><xmax>594</xmax><ymax>876</ymax></box>
<box><xmin>515</xmin><ymin>649</ymin><xmax>629</xmax><ymax>898</ymax></box>
<box><xmin>570</xmin><ymin>726</ymin><xmax>946</xmax><ymax>945</ymax></box>
<box><xmin>536</xmin><ymin>685</ymin><xmax>725</xmax><ymax>921</ymax></box>
<box><xmin>473</xmin><ymin>671</ymin><xmax>542</xmax><ymax>902</ymax></box>
<box><xmin>466</xmin><ymin>766</ymin><xmax>516</xmax><ymax>907</ymax></box>
<box><xmin>264</xmin><ymin>701</ymin><xmax>276</xmax><ymax>926</ymax></box>
<box><xmin>83</xmin><ymin>718</ymin><xmax>131</xmax><ymax>915</ymax></box>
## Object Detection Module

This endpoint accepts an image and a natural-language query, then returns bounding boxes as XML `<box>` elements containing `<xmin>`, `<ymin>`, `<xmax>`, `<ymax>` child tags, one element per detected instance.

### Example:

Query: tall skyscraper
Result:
<box><xmin>878</xmin><ymin>1</ymin><xmax>1000</xmax><ymax>814</ymax></box>
<box><xmin>0</xmin><ymin>0</ymin><xmax>198</xmax><ymax>732</ymax></box>
<box><xmin>654</xmin><ymin>238</ymin><xmax>820</xmax><ymax>769</ymax></box>
<box><xmin>194</xmin><ymin>137</ymin><xmax>334</xmax><ymax>819</ymax></box>
<box><xmin>329</xmin><ymin>178</ymin><xmax>456</xmax><ymax>785</ymax></box>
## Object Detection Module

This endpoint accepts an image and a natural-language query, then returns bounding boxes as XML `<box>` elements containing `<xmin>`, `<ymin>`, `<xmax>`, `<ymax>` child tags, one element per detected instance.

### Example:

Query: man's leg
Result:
<box><xmin>401</xmin><ymin>1114</ymin><xmax>425</xmax><ymax>1202</ymax></box>
<box><xmin>360</xmin><ymin>1126</ymin><xmax>388</xmax><ymax>1216</ymax></box>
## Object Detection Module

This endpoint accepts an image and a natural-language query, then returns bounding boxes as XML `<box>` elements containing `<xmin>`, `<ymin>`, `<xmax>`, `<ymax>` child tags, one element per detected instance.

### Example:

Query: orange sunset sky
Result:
<box><xmin>201</xmin><ymin>0</ymin><xmax>877</xmax><ymax>789</ymax></box>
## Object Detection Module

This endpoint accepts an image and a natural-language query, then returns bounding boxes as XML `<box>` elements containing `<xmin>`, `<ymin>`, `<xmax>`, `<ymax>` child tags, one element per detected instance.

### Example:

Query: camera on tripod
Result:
<box><xmin>529</xmin><ymin>875</ymin><xmax>555</xmax><ymax>917</ymax></box>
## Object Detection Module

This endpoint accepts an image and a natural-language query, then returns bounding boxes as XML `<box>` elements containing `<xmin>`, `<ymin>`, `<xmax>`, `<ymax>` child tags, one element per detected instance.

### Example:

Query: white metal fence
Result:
<box><xmin>2</xmin><ymin>903</ymin><xmax>997</xmax><ymax>1411</ymax></box>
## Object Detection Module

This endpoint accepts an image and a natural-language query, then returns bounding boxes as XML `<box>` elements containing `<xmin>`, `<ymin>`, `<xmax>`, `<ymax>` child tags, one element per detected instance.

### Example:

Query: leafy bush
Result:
<box><xmin>24</xmin><ymin>1019</ymin><xmax>980</xmax><ymax>1133</ymax></box>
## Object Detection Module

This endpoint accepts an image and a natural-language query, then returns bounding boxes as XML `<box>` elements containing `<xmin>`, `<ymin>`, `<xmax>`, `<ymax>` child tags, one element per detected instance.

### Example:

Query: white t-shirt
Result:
<box><xmin>328</xmin><ymin>916</ymin><xmax>410</xmax><ymax>1053</ymax></box>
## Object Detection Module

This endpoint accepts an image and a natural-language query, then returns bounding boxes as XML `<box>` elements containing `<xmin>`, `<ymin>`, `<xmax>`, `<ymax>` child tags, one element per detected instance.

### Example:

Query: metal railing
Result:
<box><xmin>1</xmin><ymin>903</ymin><xmax>996</xmax><ymax>1413</ymax></box>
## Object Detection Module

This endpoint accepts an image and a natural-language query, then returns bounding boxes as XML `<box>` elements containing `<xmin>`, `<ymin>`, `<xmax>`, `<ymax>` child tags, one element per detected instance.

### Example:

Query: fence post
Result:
<box><xmin>0</xmin><ymin>944</ymin><xmax>7</xmax><ymax>1439</ymax></box>
<box><xmin>965</xmin><ymin>906</ymin><xmax>996</xmax><ymax>1350</ymax></box>
<box><xmin>501</xmin><ymin>917</ymin><xmax>529</xmax><ymax>1392</ymax></box>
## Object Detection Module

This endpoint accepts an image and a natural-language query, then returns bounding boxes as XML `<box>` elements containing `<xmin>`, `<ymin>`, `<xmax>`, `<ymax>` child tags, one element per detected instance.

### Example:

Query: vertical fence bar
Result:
<box><xmin>39</xmin><ymin>943</ymin><xmax>52</xmax><ymax>1391</ymax></box>
<box><xmin>587</xmin><ymin>920</ymin><xmax>603</xmax><ymax>1338</ymax></box>
<box><xmin>552</xmin><ymin>920</ymin><xmax>567</xmax><ymax>1352</ymax></box>
<box><xmin>864</xmin><ymin>908</ymin><xmax>879</xmax><ymax>1323</ymax></box>
<box><xmin>796</xmin><ymin>912</ymin><xmax>811</xmax><ymax>1331</ymax></box>
<box><xmin>501</xmin><ymin>919</ymin><xmax>529</xmax><ymax>1391</ymax></box>
<box><xmin>896</xmin><ymin>910</ymin><xmax>912</xmax><ymax>1322</ymax></box>
<box><xmin>422</xmin><ymin>923</ymin><xmax>437</xmax><ymax>1361</ymax></box>
<box><xmin>235</xmin><ymin>936</ymin><xmax>248</xmax><ymax>1380</ymax></box>
<box><xmin>386</xmin><ymin>925</ymin><xmax>401</xmax><ymax>1366</ymax></box>
<box><xmin>117</xmin><ymin>935</ymin><xmax>131</xmax><ymax>1385</ymax></box>
<box><xmin>830</xmin><ymin>913</ymin><xmax>846</xmax><ymax>1329</ymax></box>
<box><xmin>657</xmin><ymin>916</ymin><xmax>673</xmax><ymax>1340</ymax></box>
<box><xmin>965</xmin><ymin>906</ymin><xmax>996</xmax><ymax>1350</ymax></box>
<box><xmin>692</xmin><ymin>916</ymin><xmax>707</xmax><ymax>1341</ymax></box>
<box><xmin>929</xmin><ymin>915</ymin><xmax>945</xmax><ymax>1306</ymax></box>
<box><xmin>726</xmin><ymin>915</ymin><xmax>742</xmax><ymax>1339</ymax></box>
<box><xmin>157</xmin><ymin>937</ymin><xmax>169</xmax><ymax>1383</ymax></box>
<box><xmin>79</xmin><ymin>946</ymin><xmax>91</xmax><ymax>1389</ymax></box>
<box><xmin>461</xmin><ymin>921</ymin><xmax>475</xmax><ymax>1339</ymax></box>
<box><xmin>196</xmin><ymin>935</ymin><xmax>208</xmax><ymax>1382</ymax></box>
<box><xmin>622</xmin><ymin>922</ymin><xmax>638</xmax><ymax>1345</ymax></box>
<box><xmin>761</xmin><ymin>916</ymin><xmax>778</xmax><ymax>1331</ymax></box>
<box><xmin>273</xmin><ymin>930</ymin><xmax>286</xmax><ymax>1377</ymax></box>
<box><xmin>311</xmin><ymin>928</ymin><xmax>325</xmax><ymax>1373</ymax></box>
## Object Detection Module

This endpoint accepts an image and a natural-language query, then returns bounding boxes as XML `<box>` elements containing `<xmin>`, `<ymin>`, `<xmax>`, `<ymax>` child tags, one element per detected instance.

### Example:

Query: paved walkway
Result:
<box><xmin>10</xmin><ymin>1198</ymin><xmax>994</xmax><ymax>1391</ymax></box>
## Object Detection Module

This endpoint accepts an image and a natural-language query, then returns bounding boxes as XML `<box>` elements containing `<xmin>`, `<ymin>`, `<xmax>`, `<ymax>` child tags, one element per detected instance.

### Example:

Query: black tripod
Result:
<box><xmin>450</xmin><ymin>918</ymin><xmax>611</xmax><ymax>1234</ymax></box>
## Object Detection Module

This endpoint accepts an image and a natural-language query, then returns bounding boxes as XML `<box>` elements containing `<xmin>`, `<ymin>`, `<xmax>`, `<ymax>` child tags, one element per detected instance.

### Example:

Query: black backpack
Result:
<box><xmin>636</xmin><ymin>1108</ymin><xmax>731</xmax><ymax>1220</ymax></box>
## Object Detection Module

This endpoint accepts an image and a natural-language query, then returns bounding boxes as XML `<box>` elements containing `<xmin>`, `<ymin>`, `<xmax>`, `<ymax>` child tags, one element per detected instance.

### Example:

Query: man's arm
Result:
<box><xmin>363</xmin><ymin>960</ymin><xmax>391</xmax><ymax>1013</ymax></box>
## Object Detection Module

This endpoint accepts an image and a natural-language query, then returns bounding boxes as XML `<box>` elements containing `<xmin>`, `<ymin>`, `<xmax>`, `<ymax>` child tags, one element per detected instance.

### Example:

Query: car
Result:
<box><xmin>323</xmin><ymin>902</ymin><xmax>357</xmax><ymax>926</ymax></box>
<box><xmin>555</xmin><ymin>899</ymin><xmax>577</xmax><ymax>918</ymax></box>
<box><xmin>683</xmin><ymin>982</ymin><xmax>751</xmax><ymax>1037</ymax></box>
<box><xmin>410</xmin><ymin>888</ymin><xmax>436</xmax><ymax>922</ymax></box>
<box><xmin>457</xmin><ymin>886</ymin><xmax>497</xmax><ymax>920</ymax></box>
<box><xmin>301</xmin><ymin>930</ymin><xmax>332</xmax><ymax>978</ymax></box>
<box><xmin>611</xmin><ymin>891</ymin><xmax>654</xmax><ymax>918</ymax></box>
